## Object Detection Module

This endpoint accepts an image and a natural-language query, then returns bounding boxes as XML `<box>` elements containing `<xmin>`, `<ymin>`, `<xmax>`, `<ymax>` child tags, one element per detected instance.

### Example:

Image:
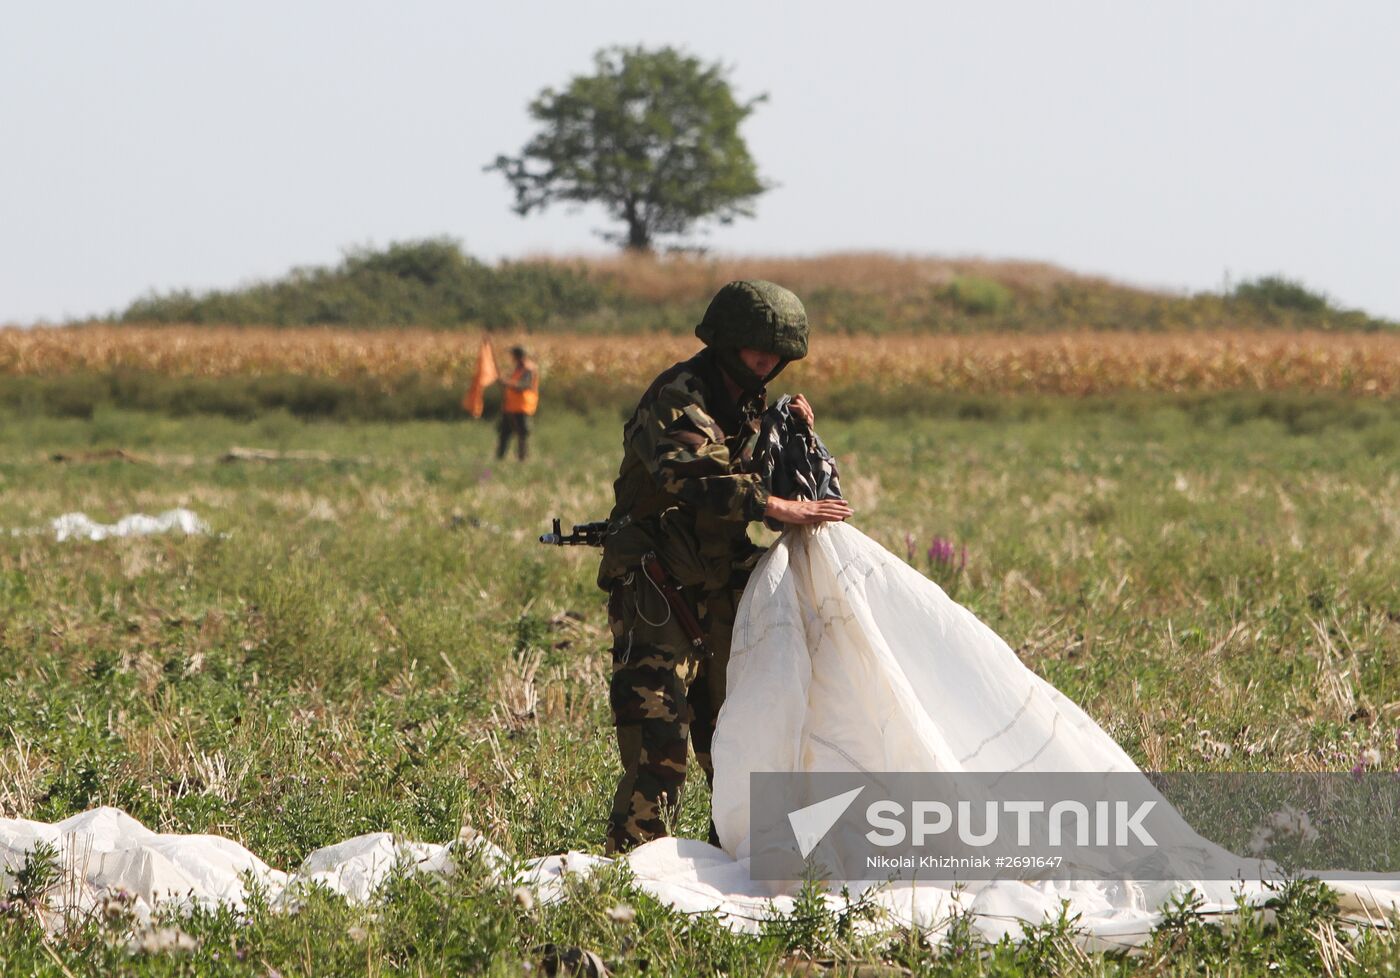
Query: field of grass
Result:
<box><xmin>2</xmin><ymin>396</ymin><xmax>1398</xmax><ymax>975</ymax></box>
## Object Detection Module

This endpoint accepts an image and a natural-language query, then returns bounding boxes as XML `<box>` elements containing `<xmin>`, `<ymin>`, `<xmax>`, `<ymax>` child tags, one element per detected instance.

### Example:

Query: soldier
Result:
<box><xmin>597</xmin><ymin>280</ymin><xmax>852</xmax><ymax>853</ymax></box>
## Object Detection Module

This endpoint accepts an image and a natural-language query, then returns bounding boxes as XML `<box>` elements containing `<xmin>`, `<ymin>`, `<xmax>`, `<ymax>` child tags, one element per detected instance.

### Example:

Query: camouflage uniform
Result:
<box><xmin>598</xmin><ymin>281</ymin><xmax>809</xmax><ymax>853</ymax></box>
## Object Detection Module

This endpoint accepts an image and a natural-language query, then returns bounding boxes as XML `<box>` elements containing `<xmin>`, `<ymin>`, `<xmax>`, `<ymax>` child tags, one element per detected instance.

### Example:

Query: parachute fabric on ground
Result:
<box><xmin>0</xmin><ymin>807</ymin><xmax>806</xmax><ymax>936</ymax></box>
<box><xmin>39</xmin><ymin>508</ymin><xmax>210</xmax><ymax>542</ymax></box>
<box><xmin>0</xmin><ymin>808</ymin><xmax>578</xmax><ymax>927</ymax></box>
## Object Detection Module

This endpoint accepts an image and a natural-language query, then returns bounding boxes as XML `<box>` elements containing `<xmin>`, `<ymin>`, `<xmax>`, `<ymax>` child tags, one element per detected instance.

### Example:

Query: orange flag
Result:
<box><xmin>462</xmin><ymin>336</ymin><xmax>499</xmax><ymax>418</ymax></box>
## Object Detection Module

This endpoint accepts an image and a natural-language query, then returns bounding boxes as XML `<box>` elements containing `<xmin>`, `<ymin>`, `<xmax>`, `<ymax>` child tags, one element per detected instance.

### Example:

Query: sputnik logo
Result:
<box><xmin>787</xmin><ymin>786</ymin><xmax>864</xmax><ymax>858</ymax></box>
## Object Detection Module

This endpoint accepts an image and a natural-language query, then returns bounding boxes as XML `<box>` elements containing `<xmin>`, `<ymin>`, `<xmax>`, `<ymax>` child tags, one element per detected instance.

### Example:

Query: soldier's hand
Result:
<box><xmin>764</xmin><ymin>496</ymin><xmax>853</xmax><ymax>525</ymax></box>
<box><xmin>790</xmin><ymin>394</ymin><xmax>815</xmax><ymax>427</ymax></box>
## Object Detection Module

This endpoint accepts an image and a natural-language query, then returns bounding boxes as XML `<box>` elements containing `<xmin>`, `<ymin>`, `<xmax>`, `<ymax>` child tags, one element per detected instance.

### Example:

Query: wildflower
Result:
<box><xmin>928</xmin><ymin>536</ymin><xmax>952</xmax><ymax>566</ymax></box>
<box><xmin>101</xmin><ymin>887</ymin><xmax>136</xmax><ymax>924</ymax></box>
<box><xmin>904</xmin><ymin>532</ymin><xmax>915</xmax><ymax>562</ymax></box>
<box><xmin>1361</xmin><ymin>747</ymin><xmax>1382</xmax><ymax>768</ymax></box>
<box><xmin>926</xmin><ymin>536</ymin><xmax>966</xmax><ymax>573</ymax></box>
<box><xmin>512</xmin><ymin>886</ymin><xmax>536</xmax><ymax>911</ymax></box>
<box><xmin>1265</xmin><ymin>805</ymin><xmax>1319</xmax><ymax>843</ymax></box>
<box><xmin>347</xmin><ymin>925</ymin><xmax>367</xmax><ymax>943</ymax></box>
<box><xmin>605</xmin><ymin>904</ymin><xmax>636</xmax><ymax>923</ymax></box>
<box><xmin>128</xmin><ymin>926</ymin><xmax>199</xmax><ymax>955</ymax></box>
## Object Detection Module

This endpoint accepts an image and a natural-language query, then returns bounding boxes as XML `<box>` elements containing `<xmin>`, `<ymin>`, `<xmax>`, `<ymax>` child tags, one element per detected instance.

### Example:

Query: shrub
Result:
<box><xmin>942</xmin><ymin>276</ymin><xmax>1014</xmax><ymax>315</ymax></box>
<box><xmin>1232</xmin><ymin>275</ymin><xmax>1330</xmax><ymax>314</ymax></box>
<box><xmin>118</xmin><ymin>240</ymin><xmax>607</xmax><ymax>329</ymax></box>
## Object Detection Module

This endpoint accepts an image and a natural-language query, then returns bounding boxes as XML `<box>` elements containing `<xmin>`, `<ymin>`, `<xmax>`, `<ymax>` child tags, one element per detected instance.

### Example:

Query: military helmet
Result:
<box><xmin>695</xmin><ymin>280</ymin><xmax>809</xmax><ymax>361</ymax></box>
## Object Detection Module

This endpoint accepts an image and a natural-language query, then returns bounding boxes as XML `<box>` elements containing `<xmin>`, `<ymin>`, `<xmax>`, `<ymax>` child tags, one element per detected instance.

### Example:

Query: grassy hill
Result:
<box><xmin>113</xmin><ymin>239</ymin><xmax>1396</xmax><ymax>335</ymax></box>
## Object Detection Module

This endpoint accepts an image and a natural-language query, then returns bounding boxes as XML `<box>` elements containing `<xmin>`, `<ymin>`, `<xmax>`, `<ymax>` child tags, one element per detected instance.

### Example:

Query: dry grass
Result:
<box><xmin>2</xmin><ymin>325</ymin><xmax>1398</xmax><ymax>397</ymax></box>
<box><xmin>542</xmin><ymin>251</ymin><xmax>1106</xmax><ymax>302</ymax></box>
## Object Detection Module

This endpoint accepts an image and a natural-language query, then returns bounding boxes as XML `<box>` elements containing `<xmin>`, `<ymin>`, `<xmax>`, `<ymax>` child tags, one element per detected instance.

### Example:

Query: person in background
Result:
<box><xmin>497</xmin><ymin>345</ymin><xmax>539</xmax><ymax>461</ymax></box>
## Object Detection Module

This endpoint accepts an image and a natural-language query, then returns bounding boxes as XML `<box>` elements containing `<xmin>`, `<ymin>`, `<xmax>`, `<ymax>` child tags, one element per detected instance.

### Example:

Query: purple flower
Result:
<box><xmin>905</xmin><ymin>532</ymin><xmax>915</xmax><ymax>562</ymax></box>
<box><xmin>927</xmin><ymin>536</ymin><xmax>967</xmax><ymax>570</ymax></box>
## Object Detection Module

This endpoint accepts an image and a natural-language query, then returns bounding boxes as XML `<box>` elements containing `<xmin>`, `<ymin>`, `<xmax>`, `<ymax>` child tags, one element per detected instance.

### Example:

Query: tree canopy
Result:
<box><xmin>488</xmin><ymin>46</ymin><xmax>769</xmax><ymax>252</ymax></box>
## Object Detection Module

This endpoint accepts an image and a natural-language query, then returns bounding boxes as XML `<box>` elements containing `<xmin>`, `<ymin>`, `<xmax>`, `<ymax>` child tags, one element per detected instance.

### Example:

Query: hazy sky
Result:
<box><xmin>3</xmin><ymin>1</ymin><xmax>1398</xmax><ymax>324</ymax></box>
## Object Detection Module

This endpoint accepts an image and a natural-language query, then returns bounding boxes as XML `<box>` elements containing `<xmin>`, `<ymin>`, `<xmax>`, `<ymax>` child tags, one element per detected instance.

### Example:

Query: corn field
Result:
<box><xmin>1</xmin><ymin>325</ymin><xmax>1397</xmax><ymax>397</ymax></box>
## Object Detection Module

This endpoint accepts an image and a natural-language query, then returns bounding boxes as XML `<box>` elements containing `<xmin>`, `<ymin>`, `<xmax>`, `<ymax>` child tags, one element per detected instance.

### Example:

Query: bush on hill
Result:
<box><xmin>121</xmin><ymin>239</ymin><xmax>607</xmax><ymax>329</ymax></box>
<box><xmin>114</xmin><ymin>242</ymin><xmax>1396</xmax><ymax>335</ymax></box>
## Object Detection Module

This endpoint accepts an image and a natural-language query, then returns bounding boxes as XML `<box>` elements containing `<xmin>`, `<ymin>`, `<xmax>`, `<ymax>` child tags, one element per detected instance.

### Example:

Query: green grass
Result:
<box><xmin>1</xmin><ymin>400</ymin><xmax>1398</xmax><ymax>975</ymax></box>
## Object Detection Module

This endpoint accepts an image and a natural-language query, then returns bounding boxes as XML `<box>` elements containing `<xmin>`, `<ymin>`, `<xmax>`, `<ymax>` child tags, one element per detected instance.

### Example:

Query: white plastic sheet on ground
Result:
<box><xmin>2</xmin><ymin>522</ymin><xmax>1397</xmax><ymax>950</ymax></box>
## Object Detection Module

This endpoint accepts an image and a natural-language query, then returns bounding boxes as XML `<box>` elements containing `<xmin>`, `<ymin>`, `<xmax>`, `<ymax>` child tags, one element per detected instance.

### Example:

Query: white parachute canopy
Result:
<box><xmin>709</xmin><ymin>523</ymin><xmax>1400</xmax><ymax>944</ymax></box>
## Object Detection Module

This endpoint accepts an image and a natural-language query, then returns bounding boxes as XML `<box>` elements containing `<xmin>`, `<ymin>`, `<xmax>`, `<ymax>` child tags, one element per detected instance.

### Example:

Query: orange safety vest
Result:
<box><xmin>502</xmin><ymin>362</ymin><xmax>539</xmax><ymax>415</ymax></box>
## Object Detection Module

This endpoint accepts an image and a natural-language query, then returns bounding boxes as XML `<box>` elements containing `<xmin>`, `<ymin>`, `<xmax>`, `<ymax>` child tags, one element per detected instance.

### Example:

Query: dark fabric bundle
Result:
<box><xmin>753</xmin><ymin>395</ymin><xmax>844</xmax><ymax>530</ymax></box>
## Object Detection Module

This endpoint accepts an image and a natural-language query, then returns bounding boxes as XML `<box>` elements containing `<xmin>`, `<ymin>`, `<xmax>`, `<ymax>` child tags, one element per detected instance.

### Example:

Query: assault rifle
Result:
<box><xmin>538</xmin><ymin>518</ymin><xmax>610</xmax><ymax>547</ymax></box>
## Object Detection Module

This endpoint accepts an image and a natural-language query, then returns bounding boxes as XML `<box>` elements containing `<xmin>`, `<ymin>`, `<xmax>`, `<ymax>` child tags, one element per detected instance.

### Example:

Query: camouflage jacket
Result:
<box><xmin>598</xmin><ymin>348</ymin><xmax>769</xmax><ymax>592</ymax></box>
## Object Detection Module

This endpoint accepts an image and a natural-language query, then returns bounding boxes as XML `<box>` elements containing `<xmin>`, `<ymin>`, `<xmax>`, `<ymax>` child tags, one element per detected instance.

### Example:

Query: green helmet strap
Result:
<box><xmin>716</xmin><ymin>347</ymin><xmax>784</xmax><ymax>393</ymax></box>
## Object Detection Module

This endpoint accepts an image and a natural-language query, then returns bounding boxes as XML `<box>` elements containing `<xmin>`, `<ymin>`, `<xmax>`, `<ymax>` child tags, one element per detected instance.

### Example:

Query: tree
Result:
<box><xmin>488</xmin><ymin>46</ymin><xmax>769</xmax><ymax>252</ymax></box>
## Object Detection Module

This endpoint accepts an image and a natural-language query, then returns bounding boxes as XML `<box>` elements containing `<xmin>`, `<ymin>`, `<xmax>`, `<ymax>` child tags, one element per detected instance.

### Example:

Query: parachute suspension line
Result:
<box><xmin>634</xmin><ymin>567</ymin><xmax>673</xmax><ymax>629</ymax></box>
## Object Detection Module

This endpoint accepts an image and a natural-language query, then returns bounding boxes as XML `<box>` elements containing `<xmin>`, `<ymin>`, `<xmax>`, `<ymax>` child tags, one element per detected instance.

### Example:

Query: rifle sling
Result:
<box><xmin>640</xmin><ymin>553</ymin><xmax>708</xmax><ymax>652</ymax></box>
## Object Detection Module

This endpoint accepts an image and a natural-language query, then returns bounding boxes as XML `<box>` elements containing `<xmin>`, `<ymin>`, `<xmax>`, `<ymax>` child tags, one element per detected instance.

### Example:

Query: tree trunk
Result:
<box><xmin>625</xmin><ymin>221</ymin><xmax>652</xmax><ymax>252</ymax></box>
<box><xmin>622</xmin><ymin>201</ymin><xmax>652</xmax><ymax>253</ymax></box>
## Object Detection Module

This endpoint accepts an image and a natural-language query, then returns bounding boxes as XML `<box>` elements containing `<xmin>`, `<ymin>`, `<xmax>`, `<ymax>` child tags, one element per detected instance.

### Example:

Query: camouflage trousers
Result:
<box><xmin>605</xmin><ymin>569</ymin><xmax>744</xmax><ymax>854</ymax></box>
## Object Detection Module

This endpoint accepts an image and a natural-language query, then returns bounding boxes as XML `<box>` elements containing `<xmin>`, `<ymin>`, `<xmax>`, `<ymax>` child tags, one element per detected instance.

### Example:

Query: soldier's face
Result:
<box><xmin>737</xmin><ymin>347</ymin><xmax>780</xmax><ymax>379</ymax></box>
